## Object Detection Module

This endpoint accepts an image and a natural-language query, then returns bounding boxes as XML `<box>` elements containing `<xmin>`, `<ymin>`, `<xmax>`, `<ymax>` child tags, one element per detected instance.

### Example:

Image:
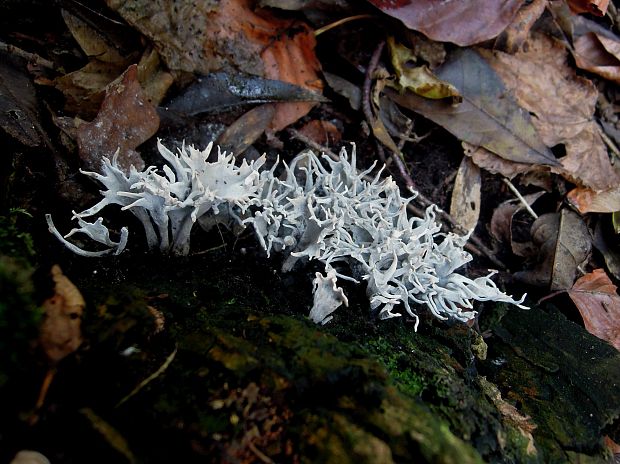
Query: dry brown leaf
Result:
<box><xmin>54</xmin><ymin>60</ymin><xmax>124</xmax><ymax>118</ymax></box>
<box><xmin>367</xmin><ymin>0</ymin><xmax>525</xmax><ymax>46</ymax></box>
<box><xmin>567</xmin><ymin>0</ymin><xmax>609</xmax><ymax>16</ymax></box>
<box><xmin>61</xmin><ymin>9</ymin><xmax>128</xmax><ymax>65</ymax></box>
<box><xmin>593</xmin><ymin>220</ymin><xmax>620</xmax><ymax>280</ymax></box>
<box><xmin>80</xmin><ymin>408</ymin><xmax>137</xmax><ymax>462</ymax></box>
<box><xmin>567</xmin><ymin>269</ymin><xmax>620</xmax><ymax>350</ymax></box>
<box><xmin>514</xmin><ymin>210</ymin><xmax>591</xmax><ymax>290</ymax></box>
<box><xmin>261</xmin><ymin>23</ymin><xmax>322</xmax><ymax>131</ymax></box>
<box><xmin>106</xmin><ymin>0</ymin><xmax>323</xmax><ymax>132</ymax></box>
<box><xmin>567</xmin><ymin>186</ymin><xmax>620</xmax><ymax>213</ymax></box>
<box><xmin>39</xmin><ymin>265</ymin><xmax>85</xmax><ymax>363</ymax></box>
<box><xmin>296</xmin><ymin>120</ymin><xmax>341</xmax><ymax>147</ymax></box>
<box><xmin>479</xmin><ymin>34</ymin><xmax>620</xmax><ymax>191</ymax></box>
<box><xmin>449</xmin><ymin>156</ymin><xmax>481</xmax><ymax>232</ymax></box>
<box><xmin>463</xmin><ymin>142</ymin><xmax>532</xmax><ymax>179</ymax></box>
<box><xmin>0</xmin><ymin>54</ymin><xmax>46</xmax><ymax>147</ymax></box>
<box><xmin>54</xmin><ymin>53</ymin><xmax>171</xmax><ymax>119</ymax></box>
<box><xmin>136</xmin><ymin>48</ymin><xmax>175</xmax><ymax>106</ymax></box>
<box><xmin>76</xmin><ymin>64</ymin><xmax>159</xmax><ymax>174</ymax></box>
<box><xmin>216</xmin><ymin>104</ymin><xmax>276</xmax><ymax>156</ymax></box>
<box><xmin>388</xmin><ymin>49</ymin><xmax>557</xmax><ymax>167</ymax></box>
<box><xmin>494</xmin><ymin>0</ymin><xmax>548</xmax><ymax>53</ymax></box>
<box><xmin>490</xmin><ymin>191</ymin><xmax>544</xmax><ymax>257</ymax></box>
<box><xmin>574</xmin><ymin>32</ymin><xmax>620</xmax><ymax>84</ymax></box>
<box><xmin>54</xmin><ymin>8</ymin><xmax>138</xmax><ymax>117</ymax></box>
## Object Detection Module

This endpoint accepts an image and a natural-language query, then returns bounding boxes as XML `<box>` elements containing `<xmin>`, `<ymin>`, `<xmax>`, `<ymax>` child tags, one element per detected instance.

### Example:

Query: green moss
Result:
<box><xmin>0</xmin><ymin>210</ymin><xmax>40</xmax><ymax>390</ymax></box>
<box><xmin>16</xmin><ymin>248</ymin><xmax>616</xmax><ymax>463</ymax></box>
<box><xmin>0</xmin><ymin>209</ymin><xmax>35</xmax><ymax>260</ymax></box>
<box><xmin>0</xmin><ymin>255</ymin><xmax>41</xmax><ymax>389</ymax></box>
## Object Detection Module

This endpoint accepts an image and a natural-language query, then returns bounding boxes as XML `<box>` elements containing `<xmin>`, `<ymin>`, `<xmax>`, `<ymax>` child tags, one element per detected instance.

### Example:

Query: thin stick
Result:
<box><xmin>35</xmin><ymin>367</ymin><xmax>56</xmax><ymax>409</ymax></box>
<box><xmin>0</xmin><ymin>41</ymin><xmax>56</xmax><ymax>70</ymax></box>
<box><xmin>502</xmin><ymin>178</ymin><xmax>538</xmax><ymax>219</ymax></box>
<box><xmin>288</xmin><ymin>129</ymin><xmax>506</xmax><ymax>269</ymax></box>
<box><xmin>361</xmin><ymin>40</ymin><xmax>385</xmax><ymax>139</ymax></box>
<box><xmin>116</xmin><ymin>346</ymin><xmax>177</xmax><ymax>408</ymax></box>
<box><xmin>314</xmin><ymin>14</ymin><xmax>374</xmax><ymax>37</ymax></box>
<box><xmin>362</xmin><ymin>40</ymin><xmax>419</xmax><ymax>193</ymax></box>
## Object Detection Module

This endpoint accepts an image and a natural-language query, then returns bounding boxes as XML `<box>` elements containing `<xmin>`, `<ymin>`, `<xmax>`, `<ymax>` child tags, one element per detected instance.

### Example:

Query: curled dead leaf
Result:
<box><xmin>574</xmin><ymin>32</ymin><xmax>620</xmax><ymax>84</ymax></box>
<box><xmin>463</xmin><ymin>142</ymin><xmax>532</xmax><ymax>179</ymax></box>
<box><xmin>297</xmin><ymin>120</ymin><xmax>341</xmax><ymax>147</ymax></box>
<box><xmin>567</xmin><ymin>0</ymin><xmax>609</xmax><ymax>16</ymax></box>
<box><xmin>567</xmin><ymin>186</ymin><xmax>620</xmax><ymax>214</ymax></box>
<box><xmin>494</xmin><ymin>0</ymin><xmax>547</xmax><ymax>53</ymax></box>
<box><xmin>39</xmin><ymin>265</ymin><xmax>85</xmax><ymax>363</ymax></box>
<box><xmin>388</xmin><ymin>36</ymin><xmax>460</xmax><ymax>100</ymax></box>
<box><xmin>567</xmin><ymin>269</ymin><xmax>620</xmax><ymax>350</ymax></box>
<box><xmin>367</xmin><ymin>0</ymin><xmax>525</xmax><ymax>46</ymax></box>
<box><xmin>76</xmin><ymin>64</ymin><xmax>159</xmax><ymax>174</ymax></box>
<box><xmin>479</xmin><ymin>34</ymin><xmax>620</xmax><ymax>191</ymax></box>
<box><xmin>449</xmin><ymin>156</ymin><xmax>481</xmax><ymax>232</ymax></box>
<box><xmin>490</xmin><ymin>191</ymin><xmax>544</xmax><ymax>257</ymax></box>
<box><xmin>388</xmin><ymin>49</ymin><xmax>557</xmax><ymax>167</ymax></box>
<box><xmin>514</xmin><ymin>210</ymin><xmax>591</xmax><ymax>290</ymax></box>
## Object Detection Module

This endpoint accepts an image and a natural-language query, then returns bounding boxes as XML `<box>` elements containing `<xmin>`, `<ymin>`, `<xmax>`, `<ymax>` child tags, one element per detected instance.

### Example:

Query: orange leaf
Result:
<box><xmin>567</xmin><ymin>269</ymin><xmax>620</xmax><ymax>351</ymax></box>
<box><xmin>567</xmin><ymin>0</ymin><xmax>609</xmax><ymax>16</ymax></box>
<box><xmin>567</xmin><ymin>186</ymin><xmax>620</xmax><ymax>214</ymax></box>
<box><xmin>106</xmin><ymin>0</ymin><xmax>323</xmax><ymax>132</ymax></box>
<box><xmin>76</xmin><ymin>64</ymin><xmax>159</xmax><ymax>174</ymax></box>
<box><xmin>40</xmin><ymin>265</ymin><xmax>85</xmax><ymax>363</ymax></box>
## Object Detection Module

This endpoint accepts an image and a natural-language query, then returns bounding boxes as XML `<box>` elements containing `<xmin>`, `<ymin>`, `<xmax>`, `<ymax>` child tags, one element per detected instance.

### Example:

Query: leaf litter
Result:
<box><xmin>478</xmin><ymin>33</ymin><xmax>620</xmax><ymax>192</ymax></box>
<box><xmin>567</xmin><ymin>269</ymin><xmax>620</xmax><ymax>350</ymax></box>
<box><xmin>4</xmin><ymin>0</ymin><xmax>620</xmax><ymax>460</ymax></box>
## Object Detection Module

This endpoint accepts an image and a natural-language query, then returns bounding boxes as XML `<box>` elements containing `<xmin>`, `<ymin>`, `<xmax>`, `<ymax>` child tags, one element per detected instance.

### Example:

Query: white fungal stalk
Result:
<box><xmin>48</xmin><ymin>140</ymin><xmax>527</xmax><ymax>328</ymax></box>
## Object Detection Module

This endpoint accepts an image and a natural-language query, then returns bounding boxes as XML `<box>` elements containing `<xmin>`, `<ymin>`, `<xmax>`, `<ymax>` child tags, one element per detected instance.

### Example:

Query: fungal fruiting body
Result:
<box><xmin>48</xmin><ymin>141</ymin><xmax>526</xmax><ymax>328</ymax></box>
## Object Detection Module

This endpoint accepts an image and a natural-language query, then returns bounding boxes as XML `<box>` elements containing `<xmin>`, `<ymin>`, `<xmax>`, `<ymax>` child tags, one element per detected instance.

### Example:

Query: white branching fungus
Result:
<box><xmin>310</xmin><ymin>270</ymin><xmax>349</xmax><ymax>325</ymax></box>
<box><xmin>49</xmin><ymin>140</ymin><xmax>527</xmax><ymax>328</ymax></box>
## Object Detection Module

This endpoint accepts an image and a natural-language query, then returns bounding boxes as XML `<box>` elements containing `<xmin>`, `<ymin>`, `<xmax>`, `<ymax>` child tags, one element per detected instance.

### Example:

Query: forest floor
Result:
<box><xmin>1</xmin><ymin>1</ymin><xmax>620</xmax><ymax>463</ymax></box>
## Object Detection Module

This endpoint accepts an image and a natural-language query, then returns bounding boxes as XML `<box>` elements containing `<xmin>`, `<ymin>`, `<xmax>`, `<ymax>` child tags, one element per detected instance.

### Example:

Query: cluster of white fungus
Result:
<box><xmin>48</xmin><ymin>140</ymin><xmax>526</xmax><ymax>328</ymax></box>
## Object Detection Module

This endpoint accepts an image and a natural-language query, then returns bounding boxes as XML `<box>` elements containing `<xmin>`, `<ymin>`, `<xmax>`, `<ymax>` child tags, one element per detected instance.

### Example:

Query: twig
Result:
<box><xmin>314</xmin><ymin>14</ymin><xmax>374</xmax><ymax>36</ymax></box>
<box><xmin>362</xmin><ymin>40</ymin><xmax>420</xmax><ymax>194</ymax></box>
<box><xmin>362</xmin><ymin>40</ymin><xmax>385</xmax><ymax>141</ymax></box>
<box><xmin>502</xmin><ymin>178</ymin><xmax>538</xmax><ymax>219</ymax></box>
<box><xmin>288</xmin><ymin>128</ymin><xmax>506</xmax><ymax>269</ymax></box>
<box><xmin>0</xmin><ymin>41</ymin><xmax>56</xmax><ymax>70</ymax></box>
<box><xmin>116</xmin><ymin>346</ymin><xmax>177</xmax><ymax>408</ymax></box>
<box><xmin>247</xmin><ymin>442</ymin><xmax>274</xmax><ymax>464</ymax></box>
